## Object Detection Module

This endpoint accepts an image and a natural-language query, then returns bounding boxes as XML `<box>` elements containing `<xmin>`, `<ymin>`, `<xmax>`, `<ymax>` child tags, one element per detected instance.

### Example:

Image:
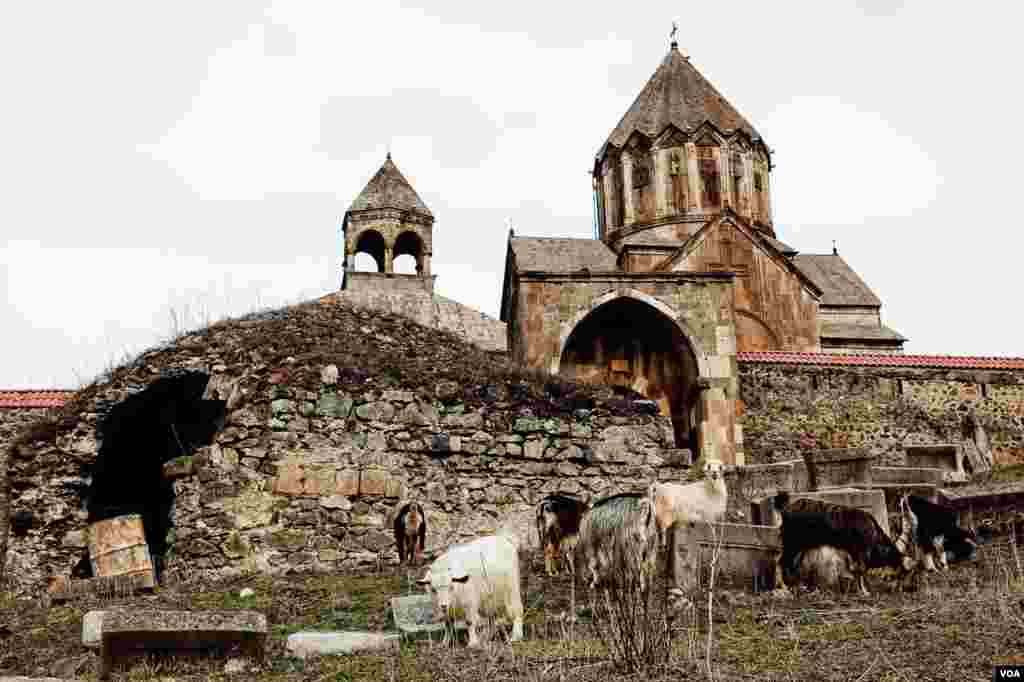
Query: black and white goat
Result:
<box><xmin>902</xmin><ymin>494</ymin><xmax>977</xmax><ymax>571</ymax></box>
<box><xmin>536</xmin><ymin>494</ymin><xmax>589</xmax><ymax>576</ymax></box>
<box><xmin>773</xmin><ymin>493</ymin><xmax>918</xmax><ymax>596</ymax></box>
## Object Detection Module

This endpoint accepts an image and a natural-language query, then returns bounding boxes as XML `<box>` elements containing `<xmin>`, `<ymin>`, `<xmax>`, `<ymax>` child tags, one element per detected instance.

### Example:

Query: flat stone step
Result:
<box><xmin>99</xmin><ymin>610</ymin><xmax>267</xmax><ymax>680</ymax></box>
<box><xmin>286</xmin><ymin>631</ymin><xmax>399</xmax><ymax>658</ymax></box>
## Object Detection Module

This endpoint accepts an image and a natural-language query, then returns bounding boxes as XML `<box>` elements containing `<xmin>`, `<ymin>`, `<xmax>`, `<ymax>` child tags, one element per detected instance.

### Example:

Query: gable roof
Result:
<box><xmin>791</xmin><ymin>254</ymin><xmax>882</xmax><ymax>307</ymax></box>
<box><xmin>600</xmin><ymin>45</ymin><xmax>765</xmax><ymax>157</ymax></box>
<box><xmin>347</xmin><ymin>155</ymin><xmax>433</xmax><ymax>218</ymax></box>
<box><xmin>820</xmin><ymin>322</ymin><xmax>907</xmax><ymax>343</ymax></box>
<box><xmin>508</xmin><ymin>236</ymin><xmax>618</xmax><ymax>273</ymax></box>
<box><xmin>657</xmin><ymin>213</ymin><xmax>823</xmax><ymax>297</ymax></box>
<box><xmin>764</xmin><ymin>235</ymin><xmax>798</xmax><ymax>257</ymax></box>
<box><xmin>0</xmin><ymin>389</ymin><xmax>74</xmax><ymax>408</ymax></box>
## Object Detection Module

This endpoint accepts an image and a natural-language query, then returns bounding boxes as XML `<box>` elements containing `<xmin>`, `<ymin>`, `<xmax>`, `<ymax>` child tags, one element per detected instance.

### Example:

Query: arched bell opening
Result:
<box><xmin>353</xmin><ymin>230</ymin><xmax>386</xmax><ymax>272</ymax></box>
<box><xmin>559</xmin><ymin>297</ymin><xmax>701</xmax><ymax>453</ymax></box>
<box><xmin>393</xmin><ymin>231</ymin><xmax>424</xmax><ymax>275</ymax></box>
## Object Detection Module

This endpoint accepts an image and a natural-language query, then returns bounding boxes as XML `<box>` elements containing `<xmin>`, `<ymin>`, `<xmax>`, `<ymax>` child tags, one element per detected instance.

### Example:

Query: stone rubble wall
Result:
<box><xmin>0</xmin><ymin>406</ymin><xmax>53</xmax><ymax>586</ymax></box>
<box><xmin>738</xmin><ymin>361</ymin><xmax>1024</xmax><ymax>470</ymax></box>
<box><xmin>2</xmin><ymin>374</ymin><xmax>686</xmax><ymax>598</ymax></box>
<box><xmin>329</xmin><ymin>290</ymin><xmax>507</xmax><ymax>353</ymax></box>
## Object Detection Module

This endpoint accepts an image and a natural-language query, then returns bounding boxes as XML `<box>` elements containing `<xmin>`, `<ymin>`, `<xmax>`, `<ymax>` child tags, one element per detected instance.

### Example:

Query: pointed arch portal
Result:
<box><xmin>557</xmin><ymin>295</ymin><xmax>702</xmax><ymax>452</ymax></box>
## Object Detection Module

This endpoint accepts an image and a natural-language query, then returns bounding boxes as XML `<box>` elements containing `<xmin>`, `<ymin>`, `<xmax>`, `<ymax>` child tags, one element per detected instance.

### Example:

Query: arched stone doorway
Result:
<box><xmin>558</xmin><ymin>296</ymin><xmax>702</xmax><ymax>453</ymax></box>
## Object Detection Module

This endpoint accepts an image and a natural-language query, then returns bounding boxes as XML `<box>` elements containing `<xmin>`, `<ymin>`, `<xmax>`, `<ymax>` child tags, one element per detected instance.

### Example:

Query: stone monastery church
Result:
<box><xmin>338</xmin><ymin>39</ymin><xmax>906</xmax><ymax>465</ymax></box>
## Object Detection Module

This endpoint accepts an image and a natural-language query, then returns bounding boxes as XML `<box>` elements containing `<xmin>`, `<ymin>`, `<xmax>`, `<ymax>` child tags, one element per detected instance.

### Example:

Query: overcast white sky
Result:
<box><xmin>2</xmin><ymin>1</ymin><xmax>1022</xmax><ymax>388</ymax></box>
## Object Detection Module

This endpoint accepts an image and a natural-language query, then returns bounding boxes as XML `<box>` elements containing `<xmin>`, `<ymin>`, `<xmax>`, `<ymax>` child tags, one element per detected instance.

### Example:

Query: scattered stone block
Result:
<box><xmin>390</xmin><ymin>594</ymin><xmax>467</xmax><ymax>636</ymax></box>
<box><xmin>803</xmin><ymin>448</ymin><xmax>875</xmax><ymax>490</ymax></box>
<box><xmin>162</xmin><ymin>455</ymin><xmax>194</xmax><ymax>479</ymax></box>
<box><xmin>359</xmin><ymin>469</ymin><xmax>388</xmax><ymax>496</ymax></box>
<box><xmin>99</xmin><ymin>609</ymin><xmax>267</xmax><ymax>680</ymax></box>
<box><xmin>904</xmin><ymin>444</ymin><xmax>970</xmax><ymax>482</ymax></box>
<box><xmin>82</xmin><ymin>609</ymin><xmax>106</xmax><ymax>649</ymax></box>
<box><xmin>48</xmin><ymin>573</ymin><xmax>152</xmax><ymax>604</ymax></box>
<box><xmin>682</xmin><ymin>523</ymin><xmax>781</xmax><ymax>591</ymax></box>
<box><xmin>285</xmin><ymin>631</ymin><xmax>399</xmax><ymax>658</ymax></box>
<box><xmin>871</xmin><ymin>466</ymin><xmax>944</xmax><ymax>486</ymax></box>
<box><xmin>792</xmin><ymin>488</ymin><xmax>889</xmax><ymax>533</ymax></box>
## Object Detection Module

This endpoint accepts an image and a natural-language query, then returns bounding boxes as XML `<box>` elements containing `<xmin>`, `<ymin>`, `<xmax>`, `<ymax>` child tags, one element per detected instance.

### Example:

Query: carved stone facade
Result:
<box><xmin>500</xmin><ymin>41</ymin><xmax>907</xmax><ymax>464</ymax></box>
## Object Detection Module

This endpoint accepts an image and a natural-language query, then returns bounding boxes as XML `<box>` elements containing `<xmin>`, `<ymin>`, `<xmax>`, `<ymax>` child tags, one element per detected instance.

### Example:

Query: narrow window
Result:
<box><xmin>700</xmin><ymin>159</ymin><xmax>720</xmax><ymax>208</ymax></box>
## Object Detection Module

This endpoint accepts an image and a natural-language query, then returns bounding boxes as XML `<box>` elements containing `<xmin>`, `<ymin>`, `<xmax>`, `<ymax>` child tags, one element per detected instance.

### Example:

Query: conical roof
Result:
<box><xmin>601</xmin><ymin>45</ymin><xmax>764</xmax><ymax>155</ymax></box>
<box><xmin>347</xmin><ymin>155</ymin><xmax>433</xmax><ymax>218</ymax></box>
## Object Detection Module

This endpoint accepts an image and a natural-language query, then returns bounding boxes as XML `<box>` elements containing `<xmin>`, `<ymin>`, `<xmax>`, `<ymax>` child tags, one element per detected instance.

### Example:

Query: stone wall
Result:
<box><xmin>0</xmin><ymin>405</ymin><xmax>53</xmax><ymax>586</ymax></box>
<box><xmin>2</xmin><ymin>360</ymin><xmax>688</xmax><ymax>593</ymax></box>
<box><xmin>329</xmin><ymin>290</ymin><xmax>507</xmax><ymax>354</ymax></box>
<box><xmin>737</xmin><ymin>359</ymin><xmax>1024</xmax><ymax>469</ymax></box>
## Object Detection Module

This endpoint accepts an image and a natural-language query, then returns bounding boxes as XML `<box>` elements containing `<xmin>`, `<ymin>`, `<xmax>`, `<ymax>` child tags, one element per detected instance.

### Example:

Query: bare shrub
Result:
<box><xmin>586</xmin><ymin>560</ymin><xmax>671</xmax><ymax>673</ymax></box>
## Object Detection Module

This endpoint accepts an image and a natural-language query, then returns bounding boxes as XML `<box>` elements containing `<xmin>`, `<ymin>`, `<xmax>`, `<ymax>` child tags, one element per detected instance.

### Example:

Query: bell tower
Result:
<box><xmin>341</xmin><ymin>154</ymin><xmax>436</xmax><ymax>294</ymax></box>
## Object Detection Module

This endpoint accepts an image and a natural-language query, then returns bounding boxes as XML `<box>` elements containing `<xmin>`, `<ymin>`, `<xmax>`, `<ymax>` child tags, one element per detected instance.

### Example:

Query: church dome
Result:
<box><xmin>592</xmin><ymin>43</ymin><xmax>774</xmax><ymax>240</ymax></box>
<box><xmin>599</xmin><ymin>44</ymin><xmax>766</xmax><ymax>157</ymax></box>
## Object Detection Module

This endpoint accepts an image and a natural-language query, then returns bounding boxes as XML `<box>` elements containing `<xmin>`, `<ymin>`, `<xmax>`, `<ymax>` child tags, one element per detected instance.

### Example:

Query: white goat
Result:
<box><xmin>647</xmin><ymin>459</ymin><xmax>729</xmax><ymax>600</ymax></box>
<box><xmin>416</xmin><ymin>534</ymin><xmax>524</xmax><ymax>647</ymax></box>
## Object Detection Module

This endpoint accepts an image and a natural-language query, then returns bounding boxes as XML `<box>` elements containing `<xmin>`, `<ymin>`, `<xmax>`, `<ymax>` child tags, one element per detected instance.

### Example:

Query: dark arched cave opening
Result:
<box><xmin>73</xmin><ymin>369</ymin><xmax>226</xmax><ymax>582</ymax></box>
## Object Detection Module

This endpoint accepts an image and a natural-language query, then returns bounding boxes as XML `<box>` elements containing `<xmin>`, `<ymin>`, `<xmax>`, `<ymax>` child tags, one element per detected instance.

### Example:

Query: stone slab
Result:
<box><xmin>99</xmin><ymin>610</ymin><xmax>267</xmax><ymax>680</ymax></box>
<box><xmin>792</xmin><ymin>488</ymin><xmax>889</xmax><ymax>533</ymax></box>
<box><xmin>904</xmin><ymin>444</ymin><xmax>963</xmax><ymax>473</ymax></box>
<box><xmin>390</xmin><ymin>594</ymin><xmax>467</xmax><ymax>635</ymax></box>
<box><xmin>871</xmin><ymin>466</ymin><xmax>945</xmax><ymax>486</ymax></box>
<box><xmin>285</xmin><ymin>631</ymin><xmax>399</xmax><ymax>658</ymax></box>
<box><xmin>82</xmin><ymin>610</ymin><xmax>106</xmax><ymax>649</ymax></box>
<box><xmin>670</xmin><ymin>523</ymin><xmax>781</xmax><ymax>592</ymax></box>
<box><xmin>872</xmin><ymin>483</ymin><xmax>939</xmax><ymax>511</ymax></box>
<box><xmin>803</xmin><ymin>448</ymin><xmax>875</xmax><ymax>491</ymax></box>
<box><xmin>48</xmin><ymin>573</ymin><xmax>153</xmax><ymax>603</ymax></box>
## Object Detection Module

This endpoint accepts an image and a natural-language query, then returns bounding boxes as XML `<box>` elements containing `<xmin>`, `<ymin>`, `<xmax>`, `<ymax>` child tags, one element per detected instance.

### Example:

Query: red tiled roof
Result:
<box><xmin>737</xmin><ymin>351</ymin><xmax>1024</xmax><ymax>370</ymax></box>
<box><xmin>0</xmin><ymin>390</ymin><xmax>75</xmax><ymax>409</ymax></box>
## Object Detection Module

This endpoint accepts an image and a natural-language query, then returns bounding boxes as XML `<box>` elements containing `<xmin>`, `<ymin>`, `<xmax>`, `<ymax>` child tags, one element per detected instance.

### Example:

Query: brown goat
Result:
<box><xmin>536</xmin><ymin>494</ymin><xmax>589</xmax><ymax>576</ymax></box>
<box><xmin>393</xmin><ymin>501</ymin><xmax>426</xmax><ymax>567</ymax></box>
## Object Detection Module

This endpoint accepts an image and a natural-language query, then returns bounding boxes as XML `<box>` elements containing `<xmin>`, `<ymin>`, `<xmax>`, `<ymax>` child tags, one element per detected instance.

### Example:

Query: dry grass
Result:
<box><xmin>1</xmin><ymin>537</ymin><xmax>1022</xmax><ymax>681</ymax></box>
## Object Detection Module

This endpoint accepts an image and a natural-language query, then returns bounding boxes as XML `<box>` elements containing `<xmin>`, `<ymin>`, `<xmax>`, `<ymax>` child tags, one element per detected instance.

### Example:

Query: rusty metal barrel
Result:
<box><xmin>87</xmin><ymin>514</ymin><xmax>156</xmax><ymax>589</ymax></box>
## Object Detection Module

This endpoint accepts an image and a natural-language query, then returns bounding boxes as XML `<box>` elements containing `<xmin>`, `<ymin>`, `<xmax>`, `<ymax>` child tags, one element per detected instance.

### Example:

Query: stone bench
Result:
<box><xmin>99</xmin><ymin>610</ymin><xmax>267</xmax><ymax>679</ymax></box>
